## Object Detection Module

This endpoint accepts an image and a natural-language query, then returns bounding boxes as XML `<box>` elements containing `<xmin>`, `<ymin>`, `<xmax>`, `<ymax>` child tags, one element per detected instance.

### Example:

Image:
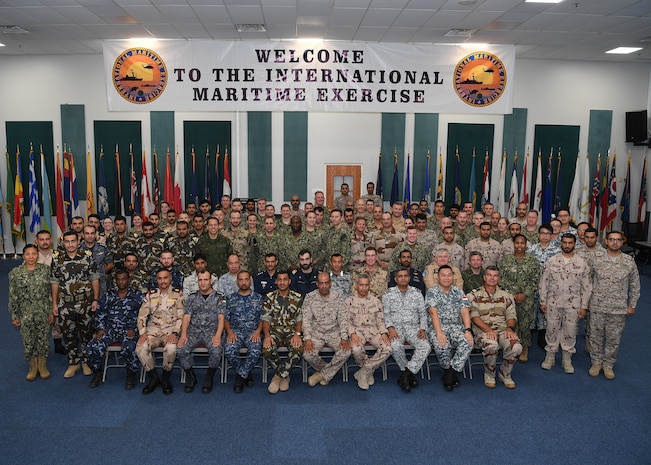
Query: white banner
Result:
<box><xmin>103</xmin><ymin>40</ymin><xmax>515</xmax><ymax>114</ymax></box>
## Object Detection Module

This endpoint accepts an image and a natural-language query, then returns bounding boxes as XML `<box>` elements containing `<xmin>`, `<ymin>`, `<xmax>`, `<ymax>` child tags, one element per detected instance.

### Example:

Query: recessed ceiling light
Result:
<box><xmin>235</xmin><ymin>24</ymin><xmax>266</xmax><ymax>33</ymax></box>
<box><xmin>445</xmin><ymin>29</ymin><xmax>478</xmax><ymax>38</ymax></box>
<box><xmin>606</xmin><ymin>47</ymin><xmax>643</xmax><ymax>54</ymax></box>
<box><xmin>525</xmin><ymin>0</ymin><xmax>564</xmax><ymax>3</ymax></box>
<box><xmin>0</xmin><ymin>43</ymin><xmax>5</xmax><ymax>47</ymax></box>
<box><xmin>1</xmin><ymin>25</ymin><xmax>29</xmax><ymax>34</ymax></box>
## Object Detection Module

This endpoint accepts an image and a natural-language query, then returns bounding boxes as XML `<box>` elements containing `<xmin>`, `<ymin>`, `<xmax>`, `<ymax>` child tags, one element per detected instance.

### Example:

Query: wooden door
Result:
<box><xmin>325</xmin><ymin>165</ymin><xmax>362</xmax><ymax>209</ymax></box>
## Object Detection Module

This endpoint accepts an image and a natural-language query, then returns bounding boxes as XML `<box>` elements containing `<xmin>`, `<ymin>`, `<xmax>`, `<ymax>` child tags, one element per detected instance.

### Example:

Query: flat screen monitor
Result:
<box><xmin>626</xmin><ymin>110</ymin><xmax>648</xmax><ymax>143</ymax></box>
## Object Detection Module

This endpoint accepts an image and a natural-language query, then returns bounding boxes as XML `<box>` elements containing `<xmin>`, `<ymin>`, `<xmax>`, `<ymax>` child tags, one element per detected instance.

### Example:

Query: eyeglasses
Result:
<box><xmin>607</xmin><ymin>238</ymin><xmax>623</xmax><ymax>242</ymax></box>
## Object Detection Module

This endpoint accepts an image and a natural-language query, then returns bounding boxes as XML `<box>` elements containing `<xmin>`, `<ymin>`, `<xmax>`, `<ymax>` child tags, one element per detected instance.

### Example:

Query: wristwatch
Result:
<box><xmin>295</xmin><ymin>331</ymin><xmax>302</xmax><ymax>337</ymax></box>
<box><xmin>464</xmin><ymin>327</ymin><xmax>472</xmax><ymax>333</ymax></box>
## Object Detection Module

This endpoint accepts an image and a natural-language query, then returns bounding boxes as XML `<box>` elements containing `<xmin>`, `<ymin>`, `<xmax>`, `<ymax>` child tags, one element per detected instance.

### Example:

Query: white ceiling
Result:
<box><xmin>0</xmin><ymin>0</ymin><xmax>650</xmax><ymax>62</ymax></box>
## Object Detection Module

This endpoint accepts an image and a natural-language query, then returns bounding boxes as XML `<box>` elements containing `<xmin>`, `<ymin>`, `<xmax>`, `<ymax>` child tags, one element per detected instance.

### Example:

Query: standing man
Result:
<box><xmin>388</xmin><ymin>249</ymin><xmax>426</xmax><ymax>296</ymax></box>
<box><xmin>587</xmin><ymin>231</ymin><xmax>640</xmax><ymax>380</ymax></box>
<box><xmin>468</xmin><ymin>266</ymin><xmax>522</xmax><ymax>389</ymax></box>
<box><xmin>390</xmin><ymin>226</ymin><xmax>431</xmax><ymax>272</ymax></box>
<box><xmin>461</xmin><ymin>251</ymin><xmax>484</xmax><ymax>294</ymax></box>
<box><xmin>346</xmin><ymin>275</ymin><xmax>392</xmax><ymax>390</ymax></box>
<box><xmin>224</xmin><ymin>271</ymin><xmax>263</xmax><ymax>393</ymax></box>
<box><xmin>195</xmin><ymin>217</ymin><xmax>233</xmax><ymax>277</ymax></box>
<box><xmin>539</xmin><ymin>233</ymin><xmax>592</xmax><ymax>373</ymax></box>
<box><xmin>464</xmin><ymin>221</ymin><xmax>503</xmax><ymax>269</ymax></box>
<box><xmin>303</xmin><ymin>272</ymin><xmax>351</xmax><ymax>387</ymax></box>
<box><xmin>323</xmin><ymin>209</ymin><xmax>351</xmax><ymax>268</ymax></box>
<box><xmin>86</xmin><ymin>269</ymin><xmax>144</xmax><ymax>389</ymax></box>
<box><xmin>136</xmin><ymin>268</ymin><xmax>184</xmax><ymax>395</ymax></box>
<box><xmin>383</xmin><ymin>269</ymin><xmax>430</xmax><ymax>392</ymax></box>
<box><xmin>352</xmin><ymin>247</ymin><xmax>388</xmax><ymax>298</ymax></box>
<box><xmin>438</xmin><ymin>226</ymin><xmax>465</xmax><ymax>270</ymax></box>
<box><xmin>106</xmin><ymin>215</ymin><xmax>134</xmax><ymax>270</ymax></box>
<box><xmin>182</xmin><ymin>253</ymin><xmax>219</xmax><ymax>296</ymax></box>
<box><xmin>50</xmin><ymin>230</ymin><xmax>100</xmax><ymax>378</ymax></box>
<box><xmin>334</xmin><ymin>182</ymin><xmax>354</xmax><ymax>212</ymax></box>
<box><xmin>253</xmin><ymin>253</ymin><xmax>279</xmax><ymax>296</ymax></box>
<box><xmin>135</xmin><ymin>221</ymin><xmax>166</xmax><ymax>275</ymax></box>
<box><xmin>362</xmin><ymin>181</ymin><xmax>382</xmax><ymax>207</ymax></box>
<box><xmin>329</xmin><ymin>253</ymin><xmax>353</xmax><ymax>297</ymax></box>
<box><xmin>373</xmin><ymin>212</ymin><xmax>403</xmax><ymax>270</ymax></box>
<box><xmin>147</xmin><ymin>250</ymin><xmax>184</xmax><ymax>291</ymax></box>
<box><xmin>37</xmin><ymin>229</ymin><xmax>65</xmax><ymax>355</ymax></box>
<box><xmin>177</xmin><ymin>271</ymin><xmax>226</xmax><ymax>394</ymax></box>
<box><xmin>261</xmin><ymin>271</ymin><xmax>304</xmax><ymax>394</ymax></box>
<box><xmin>165</xmin><ymin>220</ymin><xmax>198</xmax><ymax>277</ymax></box>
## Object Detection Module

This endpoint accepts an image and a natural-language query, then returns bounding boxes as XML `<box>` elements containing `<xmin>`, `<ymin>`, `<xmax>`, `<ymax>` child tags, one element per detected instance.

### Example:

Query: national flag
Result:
<box><xmin>189</xmin><ymin>147</ymin><xmax>199</xmax><ymax>206</ymax></box>
<box><xmin>533</xmin><ymin>150</ymin><xmax>543</xmax><ymax>218</ymax></box>
<box><xmin>203</xmin><ymin>146</ymin><xmax>211</xmax><ymax>203</ymax></box>
<box><xmin>63</xmin><ymin>149</ymin><xmax>71</xmax><ymax>224</ymax></box>
<box><xmin>454</xmin><ymin>146</ymin><xmax>462</xmax><ymax>206</ymax></box>
<box><xmin>141</xmin><ymin>151</ymin><xmax>153</xmax><ymax>221</ymax></box>
<box><xmin>554</xmin><ymin>148</ymin><xmax>562</xmax><ymax>214</ymax></box>
<box><xmin>4</xmin><ymin>150</ymin><xmax>15</xmax><ymax>253</ymax></box>
<box><xmin>422</xmin><ymin>150</ymin><xmax>431</xmax><ymax>202</ymax></box>
<box><xmin>40</xmin><ymin>148</ymin><xmax>52</xmax><ymax>233</ymax></box>
<box><xmin>85</xmin><ymin>149</ymin><xmax>95</xmax><ymax>219</ymax></box>
<box><xmin>638</xmin><ymin>157</ymin><xmax>647</xmax><ymax>228</ymax></box>
<box><xmin>27</xmin><ymin>147</ymin><xmax>40</xmax><ymax>235</ymax></box>
<box><xmin>520</xmin><ymin>150</ymin><xmax>530</xmax><ymax>207</ymax></box>
<box><xmin>67</xmin><ymin>150</ymin><xmax>80</xmax><ymax>219</ymax></box>
<box><xmin>129</xmin><ymin>148</ymin><xmax>140</xmax><ymax>215</ymax></box>
<box><xmin>173</xmin><ymin>149</ymin><xmax>183</xmax><ymax>212</ymax></box>
<box><xmin>375</xmin><ymin>152</ymin><xmax>383</xmax><ymax>199</ymax></box>
<box><xmin>541</xmin><ymin>150</ymin><xmax>553</xmax><ymax>224</ymax></box>
<box><xmin>589</xmin><ymin>154</ymin><xmax>601</xmax><ymax>226</ymax></box>
<box><xmin>164</xmin><ymin>150</ymin><xmax>173</xmax><ymax>207</ymax></box>
<box><xmin>54</xmin><ymin>149</ymin><xmax>65</xmax><ymax>239</ymax></box>
<box><xmin>223</xmin><ymin>147</ymin><xmax>231</xmax><ymax>198</ymax></box>
<box><xmin>578</xmin><ymin>155</ymin><xmax>591</xmax><ymax>223</ymax></box>
<box><xmin>213</xmin><ymin>146</ymin><xmax>222</xmax><ymax>205</ymax></box>
<box><xmin>599</xmin><ymin>153</ymin><xmax>611</xmax><ymax>235</ymax></box>
<box><xmin>469</xmin><ymin>150</ymin><xmax>477</xmax><ymax>211</ymax></box>
<box><xmin>604</xmin><ymin>151</ymin><xmax>618</xmax><ymax>230</ymax></box>
<box><xmin>495</xmin><ymin>149</ymin><xmax>507</xmax><ymax>216</ymax></box>
<box><xmin>114</xmin><ymin>146</ymin><xmax>125</xmax><ymax>217</ymax></box>
<box><xmin>480</xmin><ymin>149</ymin><xmax>490</xmax><ymax>207</ymax></box>
<box><xmin>620</xmin><ymin>155</ymin><xmax>631</xmax><ymax>224</ymax></box>
<box><xmin>403</xmin><ymin>153</ymin><xmax>411</xmax><ymax>215</ymax></box>
<box><xmin>152</xmin><ymin>149</ymin><xmax>160</xmax><ymax>213</ymax></box>
<box><xmin>508</xmin><ymin>153</ymin><xmax>519</xmax><ymax>218</ymax></box>
<box><xmin>436</xmin><ymin>150</ymin><xmax>443</xmax><ymax>201</ymax></box>
<box><xmin>568</xmin><ymin>154</ymin><xmax>583</xmax><ymax>223</ymax></box>
<box><xmin>390</xmin><ymin>150</ymin><xmax>400</xmax><ymax>206</ymax></box>
<box><xmin>97</xmin><ymin>148</ymin><xmax>109</xmax><ymax>219</ymax></box>
<box><xmin>13</xmin><ymin>147</ymin><xmax>24</xmax><ymax>239</ymax></box>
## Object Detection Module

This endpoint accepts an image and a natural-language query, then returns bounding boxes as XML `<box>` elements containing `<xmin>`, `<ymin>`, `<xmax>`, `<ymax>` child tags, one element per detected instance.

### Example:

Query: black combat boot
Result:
<box><xmin>125</xmin><ymin>370</ymin><xmax>137</xmax><ymax>390</ymax></box>
<box><xmin>202</xmin><ymin>367</ymin><xmax>217</xmax><ymax>394</ymax></box>
<box><xmin>54</xmin><ymin>338</ymin><xmax>67</xmax><ymax>355</ymax></box>
<box><xmin>89</xmin><ymin>371</ymin><xmax>103</xmax><ymax>388</ymax></box>
<box><xmin>442</xmin><ymin>368</ymin><xmax>455</xmax><ymax>392</ymax></box>
<box><xmin>184</xmin><ymin>368</ymin><xmax>197</xmax><ymax>393</ymax></box>
<box><xmin>407</xmin><ymin>370</ymin><xmax>419</xmax><ymax>388</ymax></box>
<box><xmin>161</xmin><ymin>369</ymin><xmax>173</xmax><ymax>394</ymax></box>
<box><xmin>142</xmin><ymin>368</ymin><xmax>160</xmax><ymax>395</ymax></box>
<box><xmin>397</xmin><ymin>370</ymin><xmax>411</xmax><ymax>392</ymax></box>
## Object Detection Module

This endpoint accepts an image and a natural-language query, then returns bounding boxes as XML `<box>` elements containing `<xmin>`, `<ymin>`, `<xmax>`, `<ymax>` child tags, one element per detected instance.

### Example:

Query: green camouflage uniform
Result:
<box><xmin>389</xmin><ymin>242</ymin><xmax>431</xmax><ymax>272</ymax></box>
<box><xmin>221</xmin><ymin>227</ymin><xmax>252</xmax><ymax>272</ymax></box>
<box><xmin>250</xmin><ymin>232</ymin><xmax>283</xmax><ymax>275</ymax></box>
<box><xmin>279</xmin><ymin>230</ymin><xmax>318</xmax><ymax>271</ymax></box>
<box><xmin>323</xmin><ymin>226</ymin><xmax>351</xmax><ymax>270</ymax></box>
<box><xmin>164</xmin><ymin>235</ymin><xmax>199</xmax><ymax>277</ymax></box>
<box><xmin>195</xmin><ymin>233</ymin><xmax>234</xmax><ymax>277</ymax></box>
<box><xmin>105</xmin><ymin>233</ymin><xmax>136</xmax><ymax>269</ymax></box>
<box><xmin>135</xmin><ymin>236</ymin><xmax>166</xmax><ymax>275</ymax></box>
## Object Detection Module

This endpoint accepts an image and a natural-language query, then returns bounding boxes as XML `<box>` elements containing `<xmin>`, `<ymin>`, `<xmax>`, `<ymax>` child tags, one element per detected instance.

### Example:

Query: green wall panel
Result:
<box><xmin>380</xmin><ymin>113</ymin><xmax>406</xmax><ymax>202</ymax></box>
<box><xmin>587</xmin><ymin>109</ymin><xmax>613</xmax><ymax>180</ymax></box>
<box><xmin>413</xmin><ymin>113</ymin><xmax>438</xmax><ymax>201</ymax></box>
<box><xmin>283</xmin><ymin>112</ymin><xmax>308</xmax><ymax>200</ymax></box>
<box><xmin>150</xmin><ymin>111</ymin><xmax>174</xmax><ymax>207</ymax></box>
<box><xmin>61</xmin><ymin>104</ymin><xmax>86</xmax><ymax>191</ymax></box>
<box><xmin>502</xmin><ymin>108</ymin><xmax>528</xmax><ymax>194</ymax></box>
<box><xmin>248</xmin><ymin>112</ymin><xmax>272</xmax><ymax>200</ymax></box>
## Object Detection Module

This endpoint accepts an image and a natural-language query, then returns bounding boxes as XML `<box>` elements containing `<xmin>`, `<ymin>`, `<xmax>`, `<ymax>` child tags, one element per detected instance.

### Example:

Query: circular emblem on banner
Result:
<box><xmin>112</xmin><ymin>48</ymin><xmax>167</xmax><ymax>104</ymax></box>
<box><xmin>453</xmin><ymin>52</ymin><xmax>506</xmax><ymax>107</ymax></box>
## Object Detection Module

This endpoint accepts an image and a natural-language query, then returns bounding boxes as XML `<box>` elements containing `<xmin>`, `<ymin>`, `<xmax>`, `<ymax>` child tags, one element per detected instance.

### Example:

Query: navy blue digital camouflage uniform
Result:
<box><xmin>224</xmin><ymin>292</ymin><xmax>263</xmax><ymax>378</ymax></box>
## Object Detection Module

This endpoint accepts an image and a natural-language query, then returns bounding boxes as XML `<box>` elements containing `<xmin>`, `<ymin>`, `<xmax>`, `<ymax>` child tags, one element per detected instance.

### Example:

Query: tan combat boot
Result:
<box><xmin>518</xmin><ymin>346</ymin><xmax>529</xmax><ymax>363</ymax></box>
<box><xmin>561</xmin><ymin>351</ymin><xmax>574</xmax><ymax>374</ymax></box>
<box><xmin>541</xmin><ymin>352</ymin><xmax>555</xmax><ymax>370</ymax></box>
<box><xmin>37</xmin><ymin>356</ymin><xmax>51</xmax><ymax>379</ymax></box>
<box><xmin>26</xmin><ymin>358</ymin><xmax>38</xmax><ymax>381</ymax></box>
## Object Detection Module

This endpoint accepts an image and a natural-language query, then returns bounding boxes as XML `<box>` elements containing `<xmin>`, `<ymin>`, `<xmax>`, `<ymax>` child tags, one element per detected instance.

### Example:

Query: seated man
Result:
<box><xmin>218</xmin><ymin>253</ymin><xmax>242</xmax><ymax>296</ymax></box>
<box><xmin>136</xmin><ymin>268</ymin><xmax>184</xmax><ymax>395</ymax></box>
<box><xmin>86</xmin><ymin>269</ymin><xmax>145</xmax><ymax>389</ymax></box>
<box><xmin>426</xmin><ymin>265</ymin><xmax>474</xmax><ymax>391</ymax></box>
<box><xmin>383</xmin><ymin>268</ymin><xmax>430</xmax><ymax>392</ymax></box>
<box><xmin>183</xmin><ymin>253</ymin><xmax>219</xmax><ymax>296</ymax></box>
<box><xmin>147</xmin><ymin>249</ymin><xmax>184</xmax><ymax>291</ymax></box>
<box><xmin>261</xmin><ymin>271</ymin><xmax>304</xmax><ymax>394</ymax></box>
<box><xmin>303</xmin><ymin>272</ymin><xmax>351</xmax><ymax>388</ymax></box>
<box><xmin>224</xmin><ymin>271</ymin><xmax>263</xmax><ymax>393</ymax></box>
<box><xmin>177</xmin><ymin>271</ymin><xmax>226</xmax><ymax>394</ymax></box>
<box><xmin>388</xmin><ymin>249</ymin><xmax>426</xmax><ymax>296</ymax></box>
<box><xmin>346</xmin><ymin>274</ymin><xmax>392</xmax><ymax>390</ymax></box>
<box><xmin>423</xmin><ymin>248</ymin><xmax>464</xmax><ymax>290</ymax></box>
<box><xmin>468</xmin><ymin>266</ymin><xmax>522</xmax><ymax>389</ymax></box>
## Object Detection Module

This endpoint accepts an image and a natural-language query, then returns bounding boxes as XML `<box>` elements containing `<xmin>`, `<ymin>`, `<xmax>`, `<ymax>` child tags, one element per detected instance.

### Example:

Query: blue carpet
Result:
<box><xmin>1</xmin><ymin>259</ymin><xmax>650</xmax><ymax>464</ymax></box>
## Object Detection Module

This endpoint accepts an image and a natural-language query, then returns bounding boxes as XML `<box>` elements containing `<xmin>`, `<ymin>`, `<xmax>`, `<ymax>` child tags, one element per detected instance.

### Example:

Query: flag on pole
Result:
<box><xmin>13</xmin><ymin>147</ymin><xmax>25</xmax><ymax>239</ymax></box>
<box><xmin>54</xmin><ymin>149</ymin><xmax>65</xmax><ymax>239</ymax></box>
<box><xmin>520</xmin><ymin>150</ymin><xmax>530</xmax><ymax>207</ymax></box>
<box><xmin>4</xmin><ymin>151</ymin><xmax>15</xmax><ymax>253</ymax></box>
<box><xmin>403</xmin><ymin>153</ymin><xmax>411</xmax><ymax>215</ymax></box>
<box><xmin>508</xmin><ymin>153</ymin><xmax>519</xmax><ymax>219</ymax></box>
<box><xmin>114</xmin><ymin>146</ymin><xmax>125</xmax><ymax>217</ymax></box>
<box><xmin>223</xmin><ymin>147</ymin><xmax>231</xmax><ymax>198</ymax></box>
<box><xmin>480</xmin><ymin>149</ymin><xmax>490</xmax><ymax>207</ymax></box>
<box><xmin>203</xmin><ymin>146</ymin><xmax>211</xmax><ymax>203</ymax></box>
<box><xmin>129</xmin><ymin>147</ymin><xmax>140</xmax><ymax>215</ymax></box>
<box><xmin>28</xmin><ymin>147</ymin><xmax>40</xmax><ymax>235</ymax></box>
<box><xmin>495</xmin><ymin>149</ymin><xmax>507</xmax><ymax>216</ymax></box>
<box><xmin>173</xmin><ymin>148</ymin><xmax>183</xmax><ymax>212</ymax></box>
<box><xmin>542</xmin><ymin>150</ymin><xmax>553</xmax><ymax>224</ymax></box>
<box><xmin>533</xmin><ymin>150</ymin><xmax>543</xmax><ymax>217</ymax></box>
<box><xmin>620</xmin><ymin>155</ymin><xmax>631</xmax><ymax>224</ymax></box>
<box><xmin>454</xmin><ymin>146</ymin><xmax>462</xmax><ymax>206</ymax></box>
<box><xmin>141</xmin><ymin>151</ymin><xmax>153</xmax><ymax>221</ymax></box>
<box><xmin>390</xmin><ymin>150</ymin><xmax>400</xmax><ymax>206</ymax></box>
<box><xmin>164</xmin><ymin>149</ymin><xmax>173</xmax><ymax>207</ymax></box>
<box><xmin>638</xmin><ymin>157</ymin><xmax>647</xmax><ymax>229</ymax></box>
<box><xmin>469</xmin><ymin>149</ymin><xmax>477</xmax><ymax>211</ymax></box>
<box><xmin>190</xmin><ymin>147</ymin><xmax>199</xmax><ymax>206</ymax></box>
<box><xmin>554</xmin><ymin>148</ymin><xmax>562</xmax><ymax>214</ymax></box>
<box><xmin>423</xmin><ymin>150</ymin><xmax>431</xmax><ymax>202</ymax></box>
<box><xmin>436</xmin><ymin>149</ymin><xmax>444</xmax><ymax>201</ymax></box>
<box><xmin>578</xmin><ymin>155</ymin><xmax>591</xmax><ymax>223</ymax></box>
<box><xmin>604</xmin><ymin>151</ymin><xmax>618</xmax><ymax>230</ymax></box>
<box><xmin>568</xmin><ymin>154</ymin><xmax>583</xmax><ymax>223</ymax></box>
<box><xmin>85</xmin><ymin>149</ymin><xmax>95</xmax><ymax>219</ymax></box>
<box><xmin>97</xmin><ymin>148</ymin><xmax>109</xmax><ymax>220</ymax></box>
<box><xmin>375</xmin><ymin>152</ymin><xmax>383</xmax><ymax>199</ymax></box>
<box><xmin>152</xmin><ymin>149</ymin><xmax>160</xmax><ymax>213</ymax></box>
<box><xmin>599</xmin><ymin>153</ymin><xmax>611</xmax><ymax>236</ymax></box>
<box><xmin>589</xmin><ymin>154</ymin><xmax>601</xmax><ymax>226</ymax></box>
<box><xmin>213</xmin><ymin>146</ymin><xmax>222</xmax><ymax>205</ymax></box>
<box><xmin>40</xmin><ymin>147</ymin><xmax>52</xmax><ymax>233</ymax></box>
<box><xmin>64</xmin><ymin>150</ymin><xmax>80</xmax><ymax>221</ymax></box>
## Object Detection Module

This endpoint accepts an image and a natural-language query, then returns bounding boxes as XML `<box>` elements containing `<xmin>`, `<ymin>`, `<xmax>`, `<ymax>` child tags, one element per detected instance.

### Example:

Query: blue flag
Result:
<box><xmin>469</xmin><ymin>152</ymin><xmax>477</xmax><ymax>211</ymax></box>
<box><xmin>203</xmin><ymin>147</ymin><xmax>211</xmax><ymax>203</ymax></box>
<box><xmin>28</xmin><ymin>149</ymin><xmax>40</xmax><ymax>234</ymax></box>
<box><xmin>40</xmin><ymin>149</ymin><xmax>52</xmax><ymax>233</ymax></box>
<box><xmin>620</xmin><ymin>156</ymin><xmax>631</xmax><ymax>224</ymax></box>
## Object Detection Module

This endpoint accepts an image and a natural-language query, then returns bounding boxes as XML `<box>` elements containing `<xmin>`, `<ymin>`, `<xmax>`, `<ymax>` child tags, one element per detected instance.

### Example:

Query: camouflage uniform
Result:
<box><xmin>372</xmin><ymin>228</ymin><xmax>403</xmax><ymax>268</ymax></box>
<box><xmin>135</xmin><ymin>236</ymin><xmax>166</xmax><ymax>275</ymax></box>
<box><xmin>392</xmin><ymin>216</ymin><xmax>406</xmax><ymax>234</ymax></box>
<box><xmin>362</xmin><ymin>193</ymin><xmax>382</xmax><ymax>207</ymax></box>
<box><xmin>165</xmin><ymin>235</ymin><xmax>198</xmax><ymax>277</ymax></box>
<box><xmin>498</xmin><ymin>252</ymin><xmax>541</xmax><ymax>348</ymax></box>
<box><xmin>301</xmin><ymin>289</ymin><xmax>351</xmax><ymax>382</ymax></box>
<box><xmin>79</xmin><ymin>241</ymin><xmax>113</xmax><ymax>298</ymax></box>
<box><xmin>464</xmin><ymin>238</ymin><xmax>503</xmax><ymax>269</ymax></box>
<box><xmin>390</xmin><ymin>242</ymin><xmax>431</xmax><ymax>273</ymax></box>
<box><xmin>437</xmin><ymin>242</ymin><xmax>465</xmax><ymax>270</ymax></box>
<box><xmin>148</xmin><ymin>267</ymin><xmax>184</xmax><ymax>291</ymax></box>
<box><xmin>136</xmin><ymin>288</ymin><xmax>184</xmax><ymax>371</ymax></box>
<box><xmin>527</xmin><ymin>242</ymin><xmax>561</xmax><ymax>330</ymax></box>
<box><xmin>382</xmin><ymin>286</ymin><xmax>430</xmax><ymax>375</ymax></box>
<box><xmin>105</xmin><ymin>233</ymin><xmax>136</xmax><ymax>269</ymax></box>
<box><xmin>423</xmin><ymin>264</ymin><xmax>464</xmax><ymax>291</ymax></box>
<box><xmin>125</xmin><ymin>268</ymin><xmax>149</xmax><ymax>294</ymax></box>
<box><xmin>9</xmin><ymin>263</ymin><xmax>52</xmax><ymax>359</ymax></box>
<box><xmin>461</xmin><ymin>269</ymin><xmax>484</xmax><ymax>294</ymax></box>
<box><xmin>539</xmin><ymin>254</ymin><xmax>592</xmax><ymax>354</ymax></box>
<box><xmin>349</xmin><ymin>232</ymin><xmax>374</xmax><ymax>270</ymax></box>
<box><xmin>330</xmin><ymin>270</ymin><xmax>353</xmax><ymax>297</ymax></box>
<box><xmin>224</xmin><ymin>292</ymin><xmax>264</xmax><ymax>378</ymax></box>
<box><xmin>195</xmin><ymin>233</ymin><xmax>233</xmax><ymax>277</ymax></box>
<box><xmin>334</xmin><ymin>194</ymin><xmax>354</xmax><ymax>212</ymax></box>
<box><xmin>388</xmin><ymin>268</ymin><xmax>426</xmax><ymax>296</ymax></box>
<box><xmin>323</xmin><ymin>226</ymin><xmax>352</xmax><ymax>270</ymax></box>
<box><xmin>304</xmin><ymin>229</ymin><xmax>326</xmax><ymax>269</ymax></box>
<box><xmin>177</xmin><ymin>290</ymin><xmax>227</xmax><ymax>370</ymax></box>
<box><xmin>261</xmin><ymin>290</ymin><xmax>304</xmax><ymax>379</ymax></box>
<box><xmin>50</xmin><ymin>250</ymin><xmax>99</xmax><ymax>366</ymax></box>
<box><xmin>417</xmin><ymin>229</ymin><xmax>439</xmax><ymax>254</ymax></box>
<box><xmin>249</xmin><ymin>233</ymin><xmax>281</xmax><ymax>276</ymax></box>
<box><xmin>425</xmin><ymin>285</ymin><xmax>472</xmax><ymax>372</ymax></box>
<box><xmin>86</xmin><ymin>288</ymin><xmax>145</xmax><ymax>374</ymax></box>
<box><xmin>221</xmin><ymin>228</ymin><xmax>251</xmax><ymax>272</ymax></box>
<box><xmin>182</xmin><ymin>271</ymin><xmax>219</xmax><ymax>296</ymax></box>
<box><xmin>522</xmin><ymin>227</ymin><xmax>540</xmax><ymax>245</ymax></box>
<box><xmin>588</xmin><ymin>251</ymin><xmax>640</xmax><ymax>370</ymax></box>
<box><xmin>345</xmin><ymin>294</ymin><xmax>392</xmax><ymax>372</ymax></box>
<box><xmin>454</xmin><ymin>226</ymin><xmax>478</xmax><ymax>248</ymax></box>
<box><xmin>279</xmin><ymin>231</ymin><xmax>317</xmax><ymax>271</ymax></box>
<box><xmin>352</xmin><ymin>266</ymin><xmax>388</xmax><ymax>298</ymax></box>
<box><xmin>218</xmin><ymin>272</ymin><xmax>239</xmax><ymax>297</ymax></box>
<box><xmin>468</xmin><ymin>286</ymin><xmax>522</xmax><ymax>379</ymax></box>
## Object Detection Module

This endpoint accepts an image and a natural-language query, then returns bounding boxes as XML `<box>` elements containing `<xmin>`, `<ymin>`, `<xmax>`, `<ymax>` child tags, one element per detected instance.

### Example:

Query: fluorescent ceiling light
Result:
<box><xmin>606</xmin><ymin>47</ymin><xmax>642</xmax><ymax>54</ymax></box>
<box><xmin>0</xmin><ymin>43</ymin><xmax>5</xmax><ymax>47</ymax></box>
<box><xmin>236</xmin><ymin>24</ymin><xmax>266</xmax><ymax>33</ymax></box>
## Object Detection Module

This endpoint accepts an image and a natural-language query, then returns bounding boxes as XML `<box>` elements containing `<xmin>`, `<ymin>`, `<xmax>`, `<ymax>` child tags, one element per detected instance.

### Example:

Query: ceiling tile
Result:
<box><xmin>360</xmin><ymin>8</ymin><xmax>401</xmax><ymax>27</ymax></box>
<box><xmin>225</xmin><ymin>5</ymin><xmax>264</xmax><ymax>24</ymax></box>
<box><xmin>262</xmin><ymin>5</ymin><xmax>297</xmax><ymax>23</ymax></box>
